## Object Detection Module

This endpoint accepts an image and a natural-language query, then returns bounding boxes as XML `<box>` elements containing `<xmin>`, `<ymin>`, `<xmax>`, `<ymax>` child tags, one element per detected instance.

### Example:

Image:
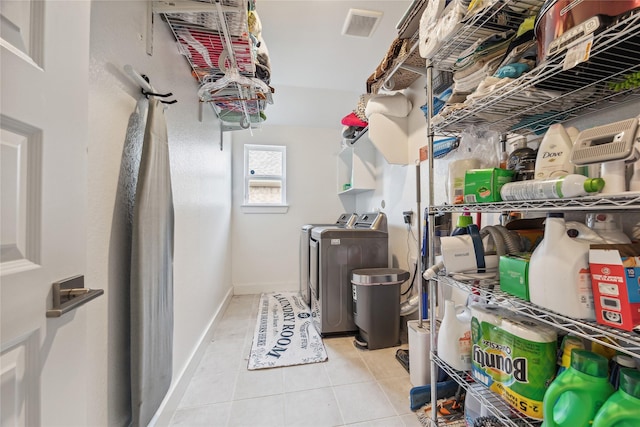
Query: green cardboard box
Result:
<box><xmin>499</xmin><ymin>253</ymin><xmax>531</xmax><ymax>301</ymax></box>
<box><xmin>464</xmin><ymin>168</ymin><xmax>514</xmax><ymax>203</ymax></box>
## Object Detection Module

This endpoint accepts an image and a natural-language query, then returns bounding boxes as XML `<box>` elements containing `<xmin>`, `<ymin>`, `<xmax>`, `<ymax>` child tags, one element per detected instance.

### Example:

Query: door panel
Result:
<box><xmin>1</xmin><ymin>1</ymin><xmax>90</xmax><ymax>425</ymax></box>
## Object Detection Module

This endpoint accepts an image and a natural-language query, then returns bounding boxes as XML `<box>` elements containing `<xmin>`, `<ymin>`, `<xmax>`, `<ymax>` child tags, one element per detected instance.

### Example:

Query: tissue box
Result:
<box><xmin>589</xmin><ymin>244</ymin><xmax>640</xmax><ymax>332</ymax></box>
<box><xmin>464</xmin><ymin>168</ymin><xmax>514</xmax><ymax>203</ymax></box>
<box><xmin>499</xmin><ymin>253</ymin><xmax>531</xmax><ymax>301</ymax></box>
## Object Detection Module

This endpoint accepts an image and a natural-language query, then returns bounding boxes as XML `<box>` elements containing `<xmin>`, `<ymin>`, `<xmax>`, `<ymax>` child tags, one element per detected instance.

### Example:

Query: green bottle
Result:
<box><xmin>542</xmin><ymin>350</ymin><xmax>614</xmax><ymax>427</ymax></box>
<box><xmin>593</xmin><ymin>368</ymin><xmax>640</xmax><ymax>427</ymax></box>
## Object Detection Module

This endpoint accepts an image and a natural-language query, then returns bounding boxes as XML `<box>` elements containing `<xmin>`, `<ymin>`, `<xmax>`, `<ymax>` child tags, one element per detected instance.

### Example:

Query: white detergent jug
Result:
<box><xmin>437</xmin><ymin>299</ymin><xmax>472</xmax><ymax>371</ymax></box>
<box><xmin>529</xmin><ymin>213</ymin><xmax>596</xmax><ymax>320</ymax></box>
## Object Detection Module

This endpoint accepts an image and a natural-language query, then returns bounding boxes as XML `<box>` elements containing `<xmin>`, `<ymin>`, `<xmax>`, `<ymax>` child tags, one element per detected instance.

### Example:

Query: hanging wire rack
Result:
<box><xmin>156</xmin><ymin>0</ymin><xmax>271</xmax><ymax>131</ymax></box>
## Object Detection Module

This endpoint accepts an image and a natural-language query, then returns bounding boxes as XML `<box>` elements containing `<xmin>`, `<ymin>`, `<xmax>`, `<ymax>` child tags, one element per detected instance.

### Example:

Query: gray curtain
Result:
<box><xmin>130</xmin><ymin>98</ymin><xmax>174</xmax><ymax>426</ymax></box>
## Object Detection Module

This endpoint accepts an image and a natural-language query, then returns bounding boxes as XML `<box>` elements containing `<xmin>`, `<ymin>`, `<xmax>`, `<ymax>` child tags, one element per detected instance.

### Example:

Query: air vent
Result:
<box><xmin>342</xmin><ymin>9</ymin><xmax>383</xmax><ymax>38</ymax></box>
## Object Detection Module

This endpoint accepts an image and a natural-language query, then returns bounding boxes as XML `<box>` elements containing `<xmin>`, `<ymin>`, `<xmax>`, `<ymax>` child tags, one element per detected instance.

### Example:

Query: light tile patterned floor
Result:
<box><xmin>168</xmin><ymin>294</ymin><xmax>422</xmax><ymax>427</ymax></box>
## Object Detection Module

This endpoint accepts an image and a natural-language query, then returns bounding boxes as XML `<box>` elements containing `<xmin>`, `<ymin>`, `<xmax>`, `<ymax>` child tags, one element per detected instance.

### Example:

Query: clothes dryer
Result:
<box><xmin>309</xmin><ymin>212</ymin><xmax>389</xmax><ymax>335</ymax></box>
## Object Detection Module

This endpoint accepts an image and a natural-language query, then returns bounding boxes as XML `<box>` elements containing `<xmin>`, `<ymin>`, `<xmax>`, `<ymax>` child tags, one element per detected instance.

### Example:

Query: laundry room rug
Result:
<box><xmin>247</xmin><ymin>292</ymin><xmax>327</xmax><ymax>370</ymax></box>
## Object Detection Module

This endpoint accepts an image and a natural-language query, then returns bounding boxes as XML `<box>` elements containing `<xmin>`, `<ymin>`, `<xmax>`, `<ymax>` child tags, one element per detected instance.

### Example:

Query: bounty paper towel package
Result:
<box><xmin>470</xmin><ymin>304</ymin><xmax>557</xmax><ymax>420</ymax></box>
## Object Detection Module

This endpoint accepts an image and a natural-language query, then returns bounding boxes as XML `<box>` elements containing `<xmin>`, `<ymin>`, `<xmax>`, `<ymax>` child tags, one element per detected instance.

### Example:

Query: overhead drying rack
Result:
<box><xmin>153</xmin><ymin>0</ymin><xmax>272</xmax><ymax>132</ymax></box>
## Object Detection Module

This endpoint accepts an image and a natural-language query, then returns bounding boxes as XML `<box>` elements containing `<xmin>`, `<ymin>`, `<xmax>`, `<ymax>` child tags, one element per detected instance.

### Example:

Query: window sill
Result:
<box><xmin>241</xmin><ymin>204</ymin><xmax>289</xmax><ymax>214</ymax></box>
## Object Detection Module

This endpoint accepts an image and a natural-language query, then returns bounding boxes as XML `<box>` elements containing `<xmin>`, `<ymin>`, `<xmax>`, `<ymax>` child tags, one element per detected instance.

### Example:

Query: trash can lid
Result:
<box><xmin>351</xmin><ymin>268</ymin><xmax>410</xmax><ymax>285</ymax></box>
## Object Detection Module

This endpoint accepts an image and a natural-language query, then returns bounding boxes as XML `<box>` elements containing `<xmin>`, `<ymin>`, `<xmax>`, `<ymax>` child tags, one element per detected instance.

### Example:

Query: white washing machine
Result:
<box><xmin>309</xmin><ymin>212</ymin><xmax>389</xmax><ymax>335</ymax></box>
<box><xmin>299</xmin><ymin>213</ymin><xmax>357</xmax><ymax>306</ymax></box>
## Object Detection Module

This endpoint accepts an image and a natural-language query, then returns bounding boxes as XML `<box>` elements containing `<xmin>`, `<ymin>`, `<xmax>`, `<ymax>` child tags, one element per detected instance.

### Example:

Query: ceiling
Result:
<box><xmin>256</xmin><ymin>0</ymin><xmax>412</xmax><ymax>94</ymax></box>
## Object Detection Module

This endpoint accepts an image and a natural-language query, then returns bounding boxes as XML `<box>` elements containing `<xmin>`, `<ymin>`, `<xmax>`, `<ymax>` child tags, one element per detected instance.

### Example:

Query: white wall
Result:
<box><xmin>230</xmin><ymin>124</ymin><xmax>356</xmax><ymax>294</ymax></box>
<box><xmin>88</xmin><ymin>1</ymin><xmax>233</xmax><ymax>424</ymax></box>
<box><xmin>355</xmin><ymin>79</ymin><xmax>429</xmax><ymax>284</ymax></box>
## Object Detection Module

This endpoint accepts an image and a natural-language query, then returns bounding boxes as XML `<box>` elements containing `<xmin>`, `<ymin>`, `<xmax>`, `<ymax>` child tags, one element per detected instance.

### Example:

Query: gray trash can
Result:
<box><xmin>351</xmin><ymin>268</ymin><xmax>410</xmax><ymax>350</ymax></box>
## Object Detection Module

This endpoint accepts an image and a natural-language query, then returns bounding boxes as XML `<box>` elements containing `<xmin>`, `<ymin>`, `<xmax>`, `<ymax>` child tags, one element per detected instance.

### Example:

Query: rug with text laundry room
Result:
<box><xmin>247</xmin><ymin>292</ymin><xmax>327</xmax><ymax>370</ymax></box>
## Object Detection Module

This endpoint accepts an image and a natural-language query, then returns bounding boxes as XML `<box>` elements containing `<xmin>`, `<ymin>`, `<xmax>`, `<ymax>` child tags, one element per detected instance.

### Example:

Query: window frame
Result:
<box><xmin>242</xmin><ymin>144</ymin><xmax>288</xmax><ymax>213</ymax></box>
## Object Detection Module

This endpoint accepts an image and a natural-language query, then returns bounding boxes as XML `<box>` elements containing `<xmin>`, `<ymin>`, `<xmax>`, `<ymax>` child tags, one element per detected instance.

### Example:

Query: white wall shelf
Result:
<box><xmin>337</xmin><ymin>137</ymin><xmax>376</xmax><ymax>195</ymax></box>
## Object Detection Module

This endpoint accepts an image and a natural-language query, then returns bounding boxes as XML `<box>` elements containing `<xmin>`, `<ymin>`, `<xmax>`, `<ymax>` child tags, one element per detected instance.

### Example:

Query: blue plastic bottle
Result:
<box><xmin>542</xmin><ymin>350</ymin><xmax>614</xmax><ymax>427</ymax></box>
<box><xmin>593</xmin><ymin>368</ymin><xmax>640</xmax><ymax>427</ymax></box>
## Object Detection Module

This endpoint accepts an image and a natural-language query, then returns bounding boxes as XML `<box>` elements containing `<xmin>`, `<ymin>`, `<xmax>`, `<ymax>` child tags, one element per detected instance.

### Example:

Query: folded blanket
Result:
<box><xmin>365</xmin><ymin>93</ymin><xmax>413</xmax><ymax>118</ymax></box>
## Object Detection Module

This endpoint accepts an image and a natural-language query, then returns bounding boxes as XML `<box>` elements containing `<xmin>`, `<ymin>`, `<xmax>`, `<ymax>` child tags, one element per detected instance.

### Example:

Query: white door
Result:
<box><xmin>1</xmin><ymin>1</ymin><xmax>91</xmax><ymax>425</ymax></box>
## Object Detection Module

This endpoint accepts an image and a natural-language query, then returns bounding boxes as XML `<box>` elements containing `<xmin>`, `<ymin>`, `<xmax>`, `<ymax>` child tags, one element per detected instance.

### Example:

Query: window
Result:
<box><xmin>243</xmin><ymin>144</ymin><xmax>287</xmax><ymax>212</ymax></box>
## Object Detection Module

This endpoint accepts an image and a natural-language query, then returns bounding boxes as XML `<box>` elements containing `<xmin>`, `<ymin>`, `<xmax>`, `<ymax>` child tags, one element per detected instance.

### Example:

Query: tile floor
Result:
<box><xmin>168</xmin><ymin>294</ymin><xmax>423</xmax><ymax>427</ymax></box>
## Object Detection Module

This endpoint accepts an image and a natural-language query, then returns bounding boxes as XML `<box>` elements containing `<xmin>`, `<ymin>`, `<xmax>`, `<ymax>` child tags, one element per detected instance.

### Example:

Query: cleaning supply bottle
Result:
<box><xmin>585</xmin><ymin>213</ymin><xmax>632</xmax><ymax>244</ymax></box>
<box><xmin>506</xmin><ymin>137</ymin><xmax>537</xmax><ymax>181</ymax></box>
<box><xmin>593</xmin><ymin>368</ymin><xmax>640</xmax><ymax>427</ymax></box>
<box><xmin>535</xmin><ymin>124</ymin><xmax>575</xmax><ymax>180</ymax></box>
<box><xmin>451</xmin><ymin>212</ymin><xmax>473</xmax><ymax>235</ymax></box>
<box><xmin>500</xmin><ymin>174</ymin><xmax>604</xmax><ymax>201</ymax></box>
<box><xmin>609</xmin><ymin>354</ymin><xmax>638</xmax><ymax>389</ymax></box>
<box><xmin>542</xmin><ymin>350</ymin><xmax>615</xmax><ymax>427</ymax></box>
<box><xmin>556</xmin><ymin>335</ymin><xmax>584</xmax><ymax>375</ymax></box>
<box><xmin>529</xmin><ymin>213</ymin><xmax>596</xmax><ymax>320</ymax></box>
<box><xmin>437</xmin><ymin>299</ymin><xmax>472</xmax><ymax>371</ymax></box>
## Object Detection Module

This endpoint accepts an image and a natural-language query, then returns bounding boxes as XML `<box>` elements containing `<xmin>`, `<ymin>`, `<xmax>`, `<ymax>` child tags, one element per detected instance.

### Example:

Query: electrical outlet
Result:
<box><xmin>410</xmin><ymin>256</ymin><xmax>417</xmax><ymax>267</ymax></box>
<box><xmin>403</xmin><ymin>210</ymin><xmax>413</xmax><ymax>225</ymax></box>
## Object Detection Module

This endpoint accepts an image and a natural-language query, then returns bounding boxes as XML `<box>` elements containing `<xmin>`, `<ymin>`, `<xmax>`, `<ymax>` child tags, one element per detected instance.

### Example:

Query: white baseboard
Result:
<box><xmin>233</xmin><ymin>282</ymin><xmax>298</xmax><ymax>295</ymax></box>
<box><xmin>150</xmin><ymin>286</ymin><xmax>234</xmax><ymax>426</ymax></box>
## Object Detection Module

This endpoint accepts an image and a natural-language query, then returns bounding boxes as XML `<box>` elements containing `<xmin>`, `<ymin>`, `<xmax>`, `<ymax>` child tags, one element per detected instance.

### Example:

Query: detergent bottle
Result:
<box><xmin>593</xmin><ymin>368</ymin><xmax>640</xmax><ymax>427</ymax></box>
<box><xmin>529</xmin><ymin>213</ymin><xmax>596</xmax><ymax>320</ymax></box>
<box><xmin>556</xmin><ymin>335</ymin><xmax>584</xmax><ymax>375</ymax></box>
<box><xmin>542</xmin><ymin>350</ymin><xmax>614</xmax><ymax>427</ymax></box>
<box><xmin>437</xmin><ymin>299</ymin><xmax>472</xmax><ymax>371</ymax></box>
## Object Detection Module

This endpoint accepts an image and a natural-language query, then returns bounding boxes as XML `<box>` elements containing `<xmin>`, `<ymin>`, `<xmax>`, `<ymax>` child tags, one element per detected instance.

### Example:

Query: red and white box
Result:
<box><xmin>589</xmin><ymin>244</ymin><xmax>640</xmax><ymax>332</ymax></box>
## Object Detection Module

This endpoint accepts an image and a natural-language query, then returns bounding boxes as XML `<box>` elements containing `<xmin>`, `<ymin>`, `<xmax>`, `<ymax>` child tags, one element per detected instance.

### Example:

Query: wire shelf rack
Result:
<box><xmin>428</xmin><ymin>192</ymin><xmax>640</xmax><ymax>214</ymax></box>
<box><xmin>431</xmin><ymin>0</ymin><xmax>545</xmax><ymax>70</ymax></box>
<box><xmin>435</xmin><ymin>275</ymin><xmax>640</xmax><ymax>356</ymax></box>
<box><xmin>157</xmin><ymin>0</ymin><xmax>270</xmax><ymax>130</ymax></box>
<box><xmin>432</xmin><ymin>7</ymin><xmax>640</xmax><ymax>134</ymax></box>
<box><xmin>432</xmin><ymin>354</ymin><xmax>543</xmax><ymax>427</ymax></box>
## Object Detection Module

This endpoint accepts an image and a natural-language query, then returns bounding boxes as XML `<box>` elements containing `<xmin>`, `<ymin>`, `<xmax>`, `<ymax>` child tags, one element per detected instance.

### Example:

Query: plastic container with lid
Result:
<box><xmin>529</xmin><ymin>213</ymin><xmax>596</xmax><ymax>320</ymax></box>
<box><xmin>593</xmin><ymin>368</ymin><xmax>640</xmax><ymax>427</ymax></box>
<box><xmin>542</xmin><ymin>350</ymin><xmax>615</xmax><ymax>427</ymax></box>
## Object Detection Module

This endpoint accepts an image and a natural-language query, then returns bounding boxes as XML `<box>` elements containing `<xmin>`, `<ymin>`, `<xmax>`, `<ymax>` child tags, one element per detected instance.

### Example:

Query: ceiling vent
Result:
<box><xmin>342</xmin><ymin>9</ymin><xmax>383</xmax><ymax>38</ymax></box>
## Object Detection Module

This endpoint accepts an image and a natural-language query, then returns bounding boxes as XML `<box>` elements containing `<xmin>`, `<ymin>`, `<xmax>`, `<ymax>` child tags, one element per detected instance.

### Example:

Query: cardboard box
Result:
<box><xmin>464</xmin><ymin>168</ymin><xmax>514</xmax><ymax>203</ymax></box>
<box><xmin>499</xmin><ymin>253</ymin><xmax>531</xmax><ymax>301</ymax></box>
<box><xmin>589</xmin><ymin>243</ymin><xmax>640</xmax><ymax>332</ymax></box>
